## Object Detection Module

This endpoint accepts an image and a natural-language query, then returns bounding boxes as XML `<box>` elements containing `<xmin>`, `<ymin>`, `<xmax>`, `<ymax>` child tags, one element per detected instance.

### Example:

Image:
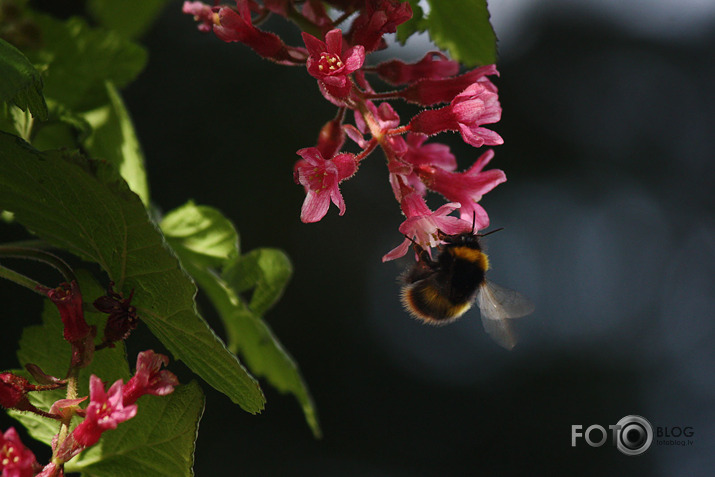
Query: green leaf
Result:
<box><xmin>0</xmin><ymin>132</ymin><xmax>264</xmax><ymax>413</ymax></box>
<box><xmin>159</xmin><ymin>201</ymin><xmax>239</xmax><ymax>269</ymax></box>
<box><xmin>27</xmin><ymin>15</ymin><xmax>147</xmax><ymax>111</ymax></box>
<box><xmin>82</xmin><ymin>81</ymin><xmax>150</xmax><ymax>206</ymax></box>
<box><xmin>0</xmin><ymin>38</ymin><xmax>48</xmax><ymax>120</ymax></box>
<box><xmin>66</xmin><ymin>381</ymin><xmax>205</xmax><ymax>477</ymax></box>
<box><xmin>398</xmin><ymin>0</ymin><xmax>497</xmax><ymax>67</ymax></box>
<box><xmin>161</xmin><ymin>203</ymin><xmax>321</xmax><ymax>437</ymax></box>
<box><xmin>223</xmin><ymin>304</ymin><xmax>321</xmax><ymax>438</ymax></box>
<box><xmin>223</xmin><ymin>248</ymin><xmax>292</xmax><ymax>316</ymax></box>
<box><xmin>88</xmin><ymin>0</ymin><xmax>171</xmax><ymax>40</ymax></box>
<box><xmin>425</xmin><ymin>0</ymin><xmax>496</xmax><ymax>66</ymax></box>
<box><xmin>9</xmin><ymin>270</ymin><xmax>131</xmax><ymax>445</ymax></box>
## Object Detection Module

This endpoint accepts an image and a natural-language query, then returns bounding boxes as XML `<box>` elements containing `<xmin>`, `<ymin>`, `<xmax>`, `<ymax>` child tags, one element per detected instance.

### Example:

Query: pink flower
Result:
<box><xmin>348</xmin><ymin>0</ymin><xmax>413</xmax><ymax>52</ymax></box>
<box><xmin>415</xmin><ymin>149</ymin><xmax>506</xmax><ymax>228</ymax></box>
<box><xmin>294</xmin><ymin>147</ymin><xmax>358</xmax><ymax>223</ymax></box>
<box><xmin>182</xmin><ymin>1</ymin><xmax>218</xmax><ymax>33</ymax></box>
<box><xmin>375</xmin><ymin>51</ymin><xmax>459</xmax><ymax>85</ymax></box>
<box><xmin>35</xmin><ymin>462</ymin><xmax>62</xmax><ymax>477</ymax></box>
<box><xmin>40</xmin><ymin>281</ymin><xmax>91</xmax><ymax>345</ymax></box>
<box><xmin>382</xmin><ymin>193</ymin><xmax>470</xmax><ymax>261</ymax></box>
<box><xmin>398</xmin><ymin>64</ymin><xmax>498</xmax><ymax>105</ymax></box>
<box><xmin>352</xmin><ymin>101</ymin><xmax>405</xmax><ymax>160</ymax></box>
<box><xmin>354</xmin><ymin>101</ymin><xmax>400</xmax><ymax>135</ymax></box>
<box><xmin>71</xmin><ymin>376</ymin><xmax>137</xmax><ymax>448</ymax></box>
<box><xmin>49</xmin><ymin>398</ymin><xmax>87</xmax><ymax>420</ymax></box>
<box><xmin>214</xmin><ymin>1</ymin><xmax>307</xmax><ymax>64</ymax></box>
<box><xmin>391</xmin><ymin>133</ymin><xmax>457</xmax><ymax>196</ymax></box>
<box><xmin>303</xmin><ymin>29</ymin><xmax>365</xmax><ymax>99</ymax></box>
<box><xmin>0</xmin><ymin>427</ymin><xmax>38</xmax><ymax>477</ymax></box>
<box><xmin>402</xmin><ymin>133</ymin><xmax>457</xmax><ymax>170</ymax></box>
<box><xmin>122</xmin><ymin>351</ymin><xmax>179</xmax><ymax>406</ymax></box>
<box><xmin>409</xmin><ymin>82</ymin><xmax>503</xmax><ymax>147</ymax></box>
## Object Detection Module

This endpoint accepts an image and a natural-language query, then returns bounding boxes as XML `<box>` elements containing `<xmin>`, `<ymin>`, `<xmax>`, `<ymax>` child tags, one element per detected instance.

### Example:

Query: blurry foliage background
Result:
<box><xmin>2</xmin><ymin>0</ymin><xmax>714</xmax><ymax>475</ymax></box>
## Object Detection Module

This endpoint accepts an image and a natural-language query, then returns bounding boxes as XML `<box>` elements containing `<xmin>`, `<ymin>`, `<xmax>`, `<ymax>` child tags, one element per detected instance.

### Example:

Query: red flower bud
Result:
<box><xmin>0</xmin><ymin>373</ymin><xmax>30</xmax><ymax>409</ymax></box>
<box><xmin>40</xmin><ymin>281</ymin><xmax>91</xmax><ymax>345</ymax></box>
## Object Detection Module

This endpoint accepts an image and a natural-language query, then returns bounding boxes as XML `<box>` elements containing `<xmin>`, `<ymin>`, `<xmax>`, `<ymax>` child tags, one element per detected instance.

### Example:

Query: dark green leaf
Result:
<box><xmin>67</xmin><ymin>381</ymin><xmax>204</xmax><ymax>477</ymax></box>
<box><xmin>82</xmin><ymin>81</ymin><xmax>150</xmax><ymax>206</ymax></box>
<box><xmin>88</xmin><ymin>0</ymin><xmax>171</xmax><ymax>40</ymax></box>
<box><xmin>161</xmin><ymin>203</ymin><xmax>320</xmax><ymax>437</ymax></box>
<box><xmin>0</xmin><ymin>38</ymin><xmax>48</xmax><ymax>119</ymax></box>
<box><xmin>27</xmin><ymin>15</ymin><xmax>147</xmax><ymax>111</ymax></box>
<box><xmin>0</xmin><ymin>132</ymin><xmax>264</xmax><ymax>413</ymax></box>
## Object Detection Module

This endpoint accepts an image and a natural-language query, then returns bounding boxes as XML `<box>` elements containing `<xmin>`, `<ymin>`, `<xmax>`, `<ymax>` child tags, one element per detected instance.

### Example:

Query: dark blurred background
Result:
<box><xmin>2</xmin><ymin>0</ymin><xmax>714</xmax><ymax>475</ymax></box>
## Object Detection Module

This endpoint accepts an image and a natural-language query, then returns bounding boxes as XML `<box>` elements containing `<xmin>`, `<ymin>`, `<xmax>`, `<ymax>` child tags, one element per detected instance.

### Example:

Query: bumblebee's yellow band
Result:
<box><xmin>449</xmin><ymin>246</ymin><xmax>489</xmax><ymax>271</ymax></box>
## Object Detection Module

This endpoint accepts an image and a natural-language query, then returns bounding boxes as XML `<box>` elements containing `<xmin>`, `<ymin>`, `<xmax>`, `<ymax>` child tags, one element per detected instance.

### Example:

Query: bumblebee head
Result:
<box><xmin>436</xmin><ymin>226</ymin><xmax>503</xmax><ymax>250</ymax></box>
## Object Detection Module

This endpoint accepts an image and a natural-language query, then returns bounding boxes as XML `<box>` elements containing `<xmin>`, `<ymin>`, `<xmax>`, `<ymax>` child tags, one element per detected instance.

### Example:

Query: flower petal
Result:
<box><xmin>301</xmin><ymin>191</ymin><xmax>331</xmax><ymax>223</ymax></box>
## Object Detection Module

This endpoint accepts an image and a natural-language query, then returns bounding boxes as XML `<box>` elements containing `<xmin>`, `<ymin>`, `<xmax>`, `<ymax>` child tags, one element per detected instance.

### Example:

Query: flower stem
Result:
<box><xmin>0</xmin><ymin>263</ymin><xmax>47</xmax><ymax>295</ymax></box>
<box><xmin>53</xmin><ymin>365</ymin><xmax>80</xmax><ymax>460</ymax></box>
<box><xmin>0</xmin><ymin>246</ymin><xmax>77</xmax><ymax>284</ymax></box>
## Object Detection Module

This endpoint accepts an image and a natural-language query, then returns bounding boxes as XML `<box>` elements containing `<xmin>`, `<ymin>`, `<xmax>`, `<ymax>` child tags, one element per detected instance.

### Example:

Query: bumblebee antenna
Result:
<box><xmin>469</xmin><ymin>211</ymin><xmax>503</xmax><ymax>237</ymax></box>
<box><xmin>477</xmin><ymin>227</ymin><xmax>504</xmax><ymax>237</ymax></box>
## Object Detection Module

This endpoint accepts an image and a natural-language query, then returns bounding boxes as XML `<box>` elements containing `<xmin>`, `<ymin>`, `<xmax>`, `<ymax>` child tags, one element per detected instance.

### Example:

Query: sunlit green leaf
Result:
<box><xmin>159</xmin><ymin>201</ymin><xmax>239</xmax><ymax>268</ymax></box>
<box><xmin>397</xmin><ymin>0</ymin><xmax>497</xmax><ymax>66</ymax></box>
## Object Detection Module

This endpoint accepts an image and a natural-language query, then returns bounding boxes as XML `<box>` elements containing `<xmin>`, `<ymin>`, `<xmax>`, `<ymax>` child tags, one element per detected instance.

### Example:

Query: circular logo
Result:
<box><xmin>616</xmin><ymin>415</ymin><xmax>653</xmax><ymax>456</ymax></box>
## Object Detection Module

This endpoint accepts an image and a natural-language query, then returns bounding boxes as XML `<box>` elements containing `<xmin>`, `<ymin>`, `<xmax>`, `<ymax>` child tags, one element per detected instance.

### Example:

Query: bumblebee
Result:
<box><xmin>401</xmin><ymin>229</ymin><xmax>534</xmax><ymax>349</ymax></box>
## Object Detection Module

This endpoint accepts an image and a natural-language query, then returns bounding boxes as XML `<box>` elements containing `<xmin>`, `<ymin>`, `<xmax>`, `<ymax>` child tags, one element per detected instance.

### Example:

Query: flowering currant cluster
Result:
<box><xmin>184</xmin><ymin>0</ymin><xmax>507</xmax><ymax>260</ymax></box>
<box><xmin>1</xmin><ymin>278</ymin><xmax>178</xmax><ymax>477</ymax></box>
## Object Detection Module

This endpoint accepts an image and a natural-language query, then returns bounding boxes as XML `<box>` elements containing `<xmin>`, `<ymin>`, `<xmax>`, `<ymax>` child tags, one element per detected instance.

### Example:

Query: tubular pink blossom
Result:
<box><xmin>182</xmin><ymin>1</ymin><xmax>218</xmax><ymax>32</ymax></box>
<box><xmin>354</xmin><ymin>101</ymin><xmax>400</xmax><ymax>134</ymax></box>
<box><xmin>122</xmin><ymin>351</ymin><xmax>179</xmax><ymax>406</ymax></box>
<box><xmin>72</xmin><ymin>376</ymin><xmax>137</xmax><ymax>448</ymax></box>
<box><xmin>40</xmin><ymin>281</ymin><xmax>91</xmax><ymax>345</ymax></box>
<box><xmin>382</xmin><ymin>194</ymin><xmax>470</xmax><ymax>261</ymax></box>
<box><xmin>402</xmin><ymin>133</ymin><xmax>456</xmax><ymax>170</ymax></box>
<box><xmin>0</xmin><ymin>427</ymin><xmax>38</xmax><ymax>477</ymax></box>
<box><xmin>398</xmin><ymin>64</ymin><xmax>499</xmax><ymax>105</ymax></box>
<box><xmin>409</xmin><ymin>82</ymin><xmax>503</xmax><ymax>148</ymax></box>
<box><xmin>294</xmin><ymin>147</ymin><xmax>358</xmax><ymax>223</ymax></box>
<box><xmin>348</xmin><ymin>0</ymin><xmax>412</xmax><ymax>52</ymax></box>
<box><xmin>415</xmin><ymin>149</ymin><xmax>506</xmax><ymax>227</ymax></box>
<box><xmin>214</xmin><ymin>1</ymin><xmax>307</xmax><ymax>64</ymax></box>
<box><xmin>0</xmin><ymin>373</ymin><xmax>28</xmax><ymax>409</ymax></box>
<box><xmin>35</xmin><ymin>462</ymin><xmax>63</xmax><ymax>477</ymax></box>
<box><xmin>374</xmin><ymin>51</ymin><xmax>459</xmax><ymax>85</ymax></box>
<box><xmin>303</xmin><ymin>29</ymin><xmax>365</xmax><ymax>99</ymax></box>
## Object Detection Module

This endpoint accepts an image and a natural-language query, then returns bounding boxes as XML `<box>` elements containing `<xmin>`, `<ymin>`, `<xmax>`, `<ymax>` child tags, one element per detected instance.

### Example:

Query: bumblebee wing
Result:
<box><xmin>477</xmin><ymin>281</ymin><xmax>535</xmax><ymax>350</ymax></box>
